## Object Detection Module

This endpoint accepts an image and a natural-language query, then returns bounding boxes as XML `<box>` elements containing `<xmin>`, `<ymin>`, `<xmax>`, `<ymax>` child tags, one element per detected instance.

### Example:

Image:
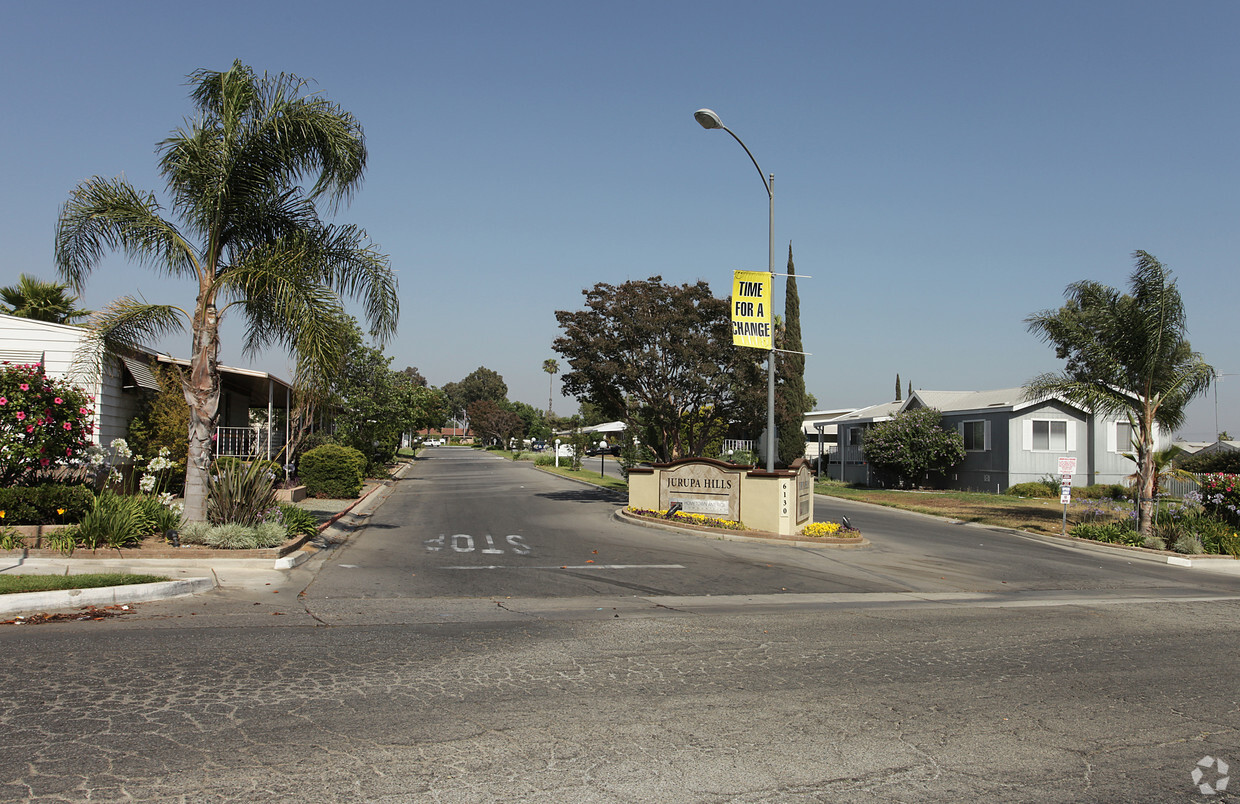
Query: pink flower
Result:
<box><xmin>0</xmin><ymin>397</ymin><xmax>6</xmax><ymax>405</ymax></box>
<box><xmin>39</xmin><ymin>458</ymin><xmax>50</xmax><ymax>467</ymax></box>
<box><xmin>18</xmin><ymin>384</ymin><xmax>28</xmax><ymax>391</ymax></box>
<box><xmin>25</xmin><ymin>425</ymin><xmax>34</xmax><ymax>433</ymax></box>
<box><xmin>79</xmin><ymin>407</ymin><xmax>89</xmax><ymax>415</ymax></box>
<box><xmin>15</xmin><ymin>411</ymin><xmax>25</xmax><ymax>421</ymax></box>
<box><xmin>54</xmin><ymin>397</ymin><xmax>63</xmax><ymax>405</ymax></box>
<box><xmin>63</xmin><ymin>422</ymin><xmax>72</xmax><ymax>430</ymax></box>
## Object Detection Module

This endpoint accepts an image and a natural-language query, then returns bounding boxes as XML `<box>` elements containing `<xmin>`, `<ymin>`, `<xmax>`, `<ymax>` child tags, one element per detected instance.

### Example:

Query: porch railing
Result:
<box><xmin>214</xmin><ymin>426</ymin><xmax>286</xmax><ymax>461</ymax></box>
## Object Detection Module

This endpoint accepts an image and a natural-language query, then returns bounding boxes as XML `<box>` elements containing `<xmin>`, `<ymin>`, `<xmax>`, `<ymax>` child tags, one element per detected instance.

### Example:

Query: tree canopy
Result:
<box><xmin>553</xmin><ymin>276</ymin><xmax>763</xmax><ymax>462</ymax></box>
<box><xmin>0</xmin><ymin>274</ymin><xmax>90</xmax><ymax>324</ymax></box>
<box><xmin>1026</xmin><ymin>251</ymin><xmax>1214</xmax><ymax>538</ymax></box>
<box><xmin>54</xmin><ymin>61</ymin><xmax>398</xmax><ymax>521</ymax></box>
<box><xmin>861</xmin><ymin>406</ymin><xmax>966</xmax><ymax>488</ymax></box>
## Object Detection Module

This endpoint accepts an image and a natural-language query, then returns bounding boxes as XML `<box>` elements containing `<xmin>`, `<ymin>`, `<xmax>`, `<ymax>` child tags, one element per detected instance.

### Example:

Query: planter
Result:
<box><xmin>275</xmin><ymin>485</ymin><xmax>307</xmax><ymax>503</ymax></box>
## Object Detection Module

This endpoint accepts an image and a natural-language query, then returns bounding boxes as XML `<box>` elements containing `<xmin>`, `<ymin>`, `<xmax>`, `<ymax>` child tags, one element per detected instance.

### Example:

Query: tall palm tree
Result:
<box><xmin>0</xmin><ymin>273</ymin><xmax>91</xmax><ymax>323</ymax></box>
<box><xmin>55</xmin><ymin>61</ymin><xmax>398</xmax><ymax>522</ymax></box>
<box><xmin>1026</xmin><ymin>251</ymin><xmax>1214</xmax><ymax>539</ymax></box>
<box><xmin>543</xmin><ymin>358</ymin><xmax>559</xmax><ymax>418</ymax></box>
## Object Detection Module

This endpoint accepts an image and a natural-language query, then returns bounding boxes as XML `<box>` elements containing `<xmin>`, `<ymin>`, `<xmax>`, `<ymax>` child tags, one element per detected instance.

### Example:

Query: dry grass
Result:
<box><xmin>813</xmin><ymin>482</ymin><xmax>1128</xmax><ymax>535</ymax></box>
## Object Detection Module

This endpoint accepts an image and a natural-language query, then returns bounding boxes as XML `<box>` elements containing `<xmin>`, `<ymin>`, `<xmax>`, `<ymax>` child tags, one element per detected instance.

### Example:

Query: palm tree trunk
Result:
<box><xmin>1136</xmin><ymin>420</ymin><xmax>1156</xmax><ymax>539</ymax></box>
<box><xmin>182</xmin><ymin>304</ymin><xmax>222</xmax><ymax>522</ymax></box>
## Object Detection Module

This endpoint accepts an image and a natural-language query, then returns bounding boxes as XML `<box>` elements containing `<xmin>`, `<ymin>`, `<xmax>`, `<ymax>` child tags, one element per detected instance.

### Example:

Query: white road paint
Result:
<box><xmin>443</xmin><ymin>564</ymin><xmax>686</xmax><ymax>570</ymax></box>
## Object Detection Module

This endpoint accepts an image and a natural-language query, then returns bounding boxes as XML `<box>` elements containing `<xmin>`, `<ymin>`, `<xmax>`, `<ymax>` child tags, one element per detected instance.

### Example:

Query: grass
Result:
<box><xmin>0</xmin><ymin>573</ymin><xmax>170</xmax><ymax>595</ymax></box>
<box><xmin>812</xmin><ymin>480</ymin><xmax>1123</xmax><ymax>535</ymax></box>
<box><xmin>535</xmin><ymin>464</ymin><xmax>629</xmax><ymax>493</ymax></box>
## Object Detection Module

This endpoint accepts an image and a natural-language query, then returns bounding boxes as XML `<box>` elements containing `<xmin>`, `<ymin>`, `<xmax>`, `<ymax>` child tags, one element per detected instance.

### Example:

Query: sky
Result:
<box><xmin>1</xmin><ymin>1</ymin><xmax>1236</xmax><ymax>441</ymax></box>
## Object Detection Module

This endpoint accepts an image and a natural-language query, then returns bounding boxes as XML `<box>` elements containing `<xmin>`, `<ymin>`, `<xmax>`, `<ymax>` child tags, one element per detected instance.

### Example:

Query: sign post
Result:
<box><xmin>1058</xmin><ymin>457</ymin><xmax>1077</xmax><ymax>536</ymax></box>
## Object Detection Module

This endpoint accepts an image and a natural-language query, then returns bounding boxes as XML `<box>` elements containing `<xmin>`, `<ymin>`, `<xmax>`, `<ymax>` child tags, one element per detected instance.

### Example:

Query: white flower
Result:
<box><xmin>109</xmin><ymin>438</ymin><xmax>132</xmax><ymax>459</ymax></box>
<box><xmin>139</xmin><ymin>474</ymin><xmax>157</xmax><ymax>493</ymax></box>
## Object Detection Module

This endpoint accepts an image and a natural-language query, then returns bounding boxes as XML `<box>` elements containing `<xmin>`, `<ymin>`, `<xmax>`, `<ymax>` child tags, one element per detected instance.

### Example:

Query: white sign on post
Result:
<box><xmin>1058</xmin><ymin>456</ymin><xmax>1077</xmax><ymax>476</ymax></box>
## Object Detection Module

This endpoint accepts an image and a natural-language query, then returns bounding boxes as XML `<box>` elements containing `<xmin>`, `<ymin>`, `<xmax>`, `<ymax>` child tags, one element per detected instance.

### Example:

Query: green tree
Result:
<box><xmin>554</xmin><ymin>276</ymin><xmax>763</xmax><ymax>462</ymax></box>
<box><xmin>895</xmin><ymin>373</ymin><xmax>902</xmax><ymax>402</ymax></box>
<box><xmin>1025</xmin><ymin>251</ymin><xmax>1214</xmax><ymax>539</ymax></box>
<box><xmin>444</xmin><ymin>366</ymin><xmax>508</xmax><ymax>413</ymax></box>
<box><xmin>861</xmin><ymin>406</ymin><xmax>966</xmax><ymax>488</ymax></box>
<box><xmin>776</xmin><ymin>244</ymin><xmax>807</xmax><ymax>466</ymax></box>
<box><xmin>126</xmin><ymin>363</ymin><xmax>190</xmax><ymax>473</ymax></box>
<box><xmin>54</xmin><ymin>61</ymin><xmax>397</xmax><ymax>522</ymax></box>
<box><xmin>468</xmin><ymin>399</ymin><xmax>522</xmax><ymax>446</ymax></box>
<box><xmin>0</xmin><ymin>274</ymin><xmax>91</xmax><ymax>324</ymax></box>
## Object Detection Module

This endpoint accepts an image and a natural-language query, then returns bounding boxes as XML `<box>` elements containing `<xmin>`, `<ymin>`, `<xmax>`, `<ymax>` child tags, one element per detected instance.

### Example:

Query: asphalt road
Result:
<box><xmin>2</xmin><ymin>446</ymin><xmax>1238</xmax><ymax>803</ymax></box>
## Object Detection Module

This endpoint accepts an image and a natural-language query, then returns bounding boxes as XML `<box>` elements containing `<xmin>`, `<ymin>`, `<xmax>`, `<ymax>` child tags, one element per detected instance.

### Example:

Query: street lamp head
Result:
<box><xmin>694</xmin><ymin>108</ymin><xmax>724</xmax><ymax>130</ymax></box>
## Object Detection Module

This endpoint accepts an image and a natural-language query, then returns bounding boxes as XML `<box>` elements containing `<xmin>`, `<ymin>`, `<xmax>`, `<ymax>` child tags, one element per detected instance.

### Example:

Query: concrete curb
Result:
<box><xmin>0</xmin><ymin>462</ymin><xmax>415</xmax><ymax>616</ymax></box>
<box><xmin>0</xmin><ymin>577</ymin><xmax>214</xmax><ymax>617</ymax></box>
<box><xmin>813</xmin><ymin>492</ymin><xmax>1240</xmax><ymax>573</ymax></box>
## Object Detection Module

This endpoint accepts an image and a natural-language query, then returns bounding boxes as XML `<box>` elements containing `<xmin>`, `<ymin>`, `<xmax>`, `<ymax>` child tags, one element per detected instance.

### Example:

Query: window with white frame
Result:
<box><xmin>961</xmin><ymin>420</ymin><xmax>988</xmax><ymax>451</ymax></box>
<box><xmin>1115</xmin><ymin>421</ymin><xmax>1135</xmax><ymax>453</ymax></box>
<box><xmin>1032</xmin><ymin>420</ymin><xmax>1067</xmax><ymax>451</ymax></box>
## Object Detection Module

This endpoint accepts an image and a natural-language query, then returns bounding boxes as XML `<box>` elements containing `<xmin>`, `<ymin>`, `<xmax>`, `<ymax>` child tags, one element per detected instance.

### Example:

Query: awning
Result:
<box><xmin>119</xmin><ymin>356</ymin><xmax>162</xmax><ymax>392</ymax></box>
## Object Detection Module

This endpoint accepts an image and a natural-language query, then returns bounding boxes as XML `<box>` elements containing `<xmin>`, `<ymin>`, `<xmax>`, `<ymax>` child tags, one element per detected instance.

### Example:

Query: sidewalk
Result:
<box><xmin>0</xmin><ymin>463</ymin><xmax>411</xmax><ymax>618</ymax></box>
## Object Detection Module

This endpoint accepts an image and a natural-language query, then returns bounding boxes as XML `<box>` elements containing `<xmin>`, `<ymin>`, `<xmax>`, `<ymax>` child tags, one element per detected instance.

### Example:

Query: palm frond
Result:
<box><xmin>70</xmin><ymin>298</ymin><xmax>189</xmax><ymax>385</ymax></box>
<box><xmin>55</xmin><ymin>177</ymin><xmax>199</xmax><ymax>290</ymax></box>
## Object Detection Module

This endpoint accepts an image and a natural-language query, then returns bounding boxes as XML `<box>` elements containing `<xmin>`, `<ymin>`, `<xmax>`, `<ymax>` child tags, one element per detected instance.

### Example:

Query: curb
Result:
<box><xmin>0</xmin><ymin>577</ymin><xmax>214</xmax><ymax>618</ymax></box>
<box><xmin>613</xmin><ymin>509</ymin><xmax>870</xmax><ymax>549</ymax></box>
<box><xmin>0</xmin><ymin>462</ymin><xmax>414</xmax><ymax>616</ymax></box>
<box><xmin>812</xmin><ymin>492</ymin><xmax>1240</xmax><ymax>572</ymax></box>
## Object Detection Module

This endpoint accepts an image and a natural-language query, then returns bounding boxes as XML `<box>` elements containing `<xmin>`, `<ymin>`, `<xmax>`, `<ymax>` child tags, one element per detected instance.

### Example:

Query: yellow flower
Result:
<box><xmin>57</xmin><ymin>508</ymin><xmax>66</xmax><ymax>515</ymax></box>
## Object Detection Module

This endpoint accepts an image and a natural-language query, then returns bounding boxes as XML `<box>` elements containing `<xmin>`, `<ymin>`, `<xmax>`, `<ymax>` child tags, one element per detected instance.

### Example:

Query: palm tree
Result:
<box><xmin>0</xmin><ymin>273</ymin><xmax>91</xmax><ymax>323</ymax></box>
<box><xmin>55</xmin><ymin>61</ymin><xmax>398</xmax><ymax>522</ymax></box>
<box><xmin>543</xmin><ymin>358</ymin><xmax>559</xmax><ymax>418</ymax></box>
<box><xmin>1026</xmin><ymin>251</ymin><xmax>1214</xmax><ymax>539</ymax></box>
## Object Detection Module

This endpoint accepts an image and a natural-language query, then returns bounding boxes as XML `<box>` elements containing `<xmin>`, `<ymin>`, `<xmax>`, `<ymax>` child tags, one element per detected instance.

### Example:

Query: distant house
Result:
<box><xmin>0</xmin><ymin>312</ymin><xmax>293</xmax><ymax>460</ymax></box>
<box><xmin>820</xmin><ymin>387</ymin><xmax>1167</xmax><ymax>491</ymax></box>
<box><xmin>800</xmin><ymin>407</ymin><xmax>857</xmax><ymax>463</ymax></box>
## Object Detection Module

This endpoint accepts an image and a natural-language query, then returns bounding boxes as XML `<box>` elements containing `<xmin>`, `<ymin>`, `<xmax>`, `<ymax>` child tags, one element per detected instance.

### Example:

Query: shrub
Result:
<box><xmin>1179</xmin><ymin>451</ymin><xmax>1240</xmax><ymax>474</ymax></box>
<box><xmin>0</xmin><ymin>483</ymin><xmax>97</xmax><ymax>525</ymax></box>
<box><xmin>1199</xmin><ymin>473</ymin><xmax>1240</xmax><ymax>526</ymax></box>
<box><xmin>1173</xmin><ymin>534</ymin><xmax>1204</xmax><ymax>554</ymax></box>
<box><xmin>178</xmin><ymin>520</ymin><xmax>212</xmax><ymax>545</ymax></box>
<box><xmin>252</xmin><ymin>521</ymin><xmax>288</xmax><ymax>548</ymax></box>
<box><xmin>534</xmin><ymin>454</ymin><xmax>555</xmax><ymax>466</ymax></box>
<box><xmin>1006</xmin><ymin>482</ymin><xmax>1055</xmax><ymax>498</ymax></box>
<box><xmin>1069</xmin><ymin>522</ymin><xmax>1142</xmax><ymax>547</ymax></box>
<box><xmin>300</xmin><ymin>444</ymin><xmax>365</xmax><ymax>498</ymax></box>
<box><xmin>205</xmin><ymin>522</ymin><xmax>257</xmax><ymax>549</ymax></box>
<box><xmin>278</xmin><ymin>503</ymin><xmax>319</xmax><ymax>538</ymax></box>
<box><xmin>206</xmin><ymin>458</ymin><xmax>278</xmax><ymax>525</ymax></box>
<box><xmin>0</xmin><ymin>361</ymin><xmax>96</xmax><ymax>485</ymax></box>
<box><xmin>75</xmin><ymin>490</ymin><xmax>143</xmax><ymax>549</ymax></box>
<box><xmin>1075</xmin><ymin>484</ymin><xmax>1130</xmax><ymax>500</ymax></box>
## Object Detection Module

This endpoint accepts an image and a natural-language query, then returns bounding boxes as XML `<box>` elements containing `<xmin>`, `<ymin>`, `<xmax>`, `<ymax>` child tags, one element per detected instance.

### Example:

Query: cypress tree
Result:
<box><xmin>896</xmin><ymin>373</ymin><xmax>902</xmax><ymax>401</ymax></box>
<box><xmin>777</xmin><ymin>244</ymin><xmax>807</xmax><ymax>466</ymax></box>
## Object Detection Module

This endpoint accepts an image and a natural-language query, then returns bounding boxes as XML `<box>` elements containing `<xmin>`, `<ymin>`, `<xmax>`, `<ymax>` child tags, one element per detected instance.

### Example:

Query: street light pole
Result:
<box><xmin>694</xmin><ymin>108</ymin><xmax>777</xmax><ymax>472</ymax></box>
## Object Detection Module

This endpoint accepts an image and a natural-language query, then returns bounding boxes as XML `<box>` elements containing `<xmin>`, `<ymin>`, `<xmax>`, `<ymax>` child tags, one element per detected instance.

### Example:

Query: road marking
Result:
<box><xmin>443</xmin><ymin>564</ymin><xmax>686</xmax><ymax>571</ymax></box>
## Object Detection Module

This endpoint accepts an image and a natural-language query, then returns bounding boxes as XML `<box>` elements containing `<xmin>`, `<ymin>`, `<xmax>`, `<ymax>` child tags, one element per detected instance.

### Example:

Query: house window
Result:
<box><xmin>1116</xmin><ymin>421</ymin><xmax>1135</xmax><ymax>452</ymax></box>
<box><xmin>962</xmin><ymin>421</ymin><xmax>986</xmax><ymax>451</ymax></box>
<box><xmin>1032</xmin><ymin>420</ymin><xmax>1067</xmax><ymax>451</ymax></box>
<box><xmin>849</xmin><ymin>427</ymin><xmax>864</xmax><ymax>446</ymax></box>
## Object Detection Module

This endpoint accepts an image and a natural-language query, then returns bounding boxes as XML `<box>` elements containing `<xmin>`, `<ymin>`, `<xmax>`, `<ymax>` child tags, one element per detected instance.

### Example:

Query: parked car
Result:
<box><xmin>585</xmin><ymin>440</ymin><xmax>621</xmax><ymax>457</ymax></box>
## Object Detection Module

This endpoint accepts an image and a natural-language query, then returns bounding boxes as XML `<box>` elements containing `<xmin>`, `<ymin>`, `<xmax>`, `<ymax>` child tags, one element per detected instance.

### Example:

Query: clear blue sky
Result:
<box><xmin>2</xmin><ymin>1</ymin><xmax>1235</xmax><ymax>440</ymax></box>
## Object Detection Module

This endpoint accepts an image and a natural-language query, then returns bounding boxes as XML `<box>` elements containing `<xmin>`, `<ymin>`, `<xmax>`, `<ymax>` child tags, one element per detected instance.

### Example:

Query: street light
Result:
<box><xmin>694</xmin><ymin>108</ymin><xmax>777</xmax><ymax>472</ymax></box>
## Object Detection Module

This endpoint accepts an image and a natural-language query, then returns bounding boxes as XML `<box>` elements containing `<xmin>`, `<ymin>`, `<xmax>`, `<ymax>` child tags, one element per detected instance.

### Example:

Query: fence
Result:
<box><xmin>215</xmin><ymin>426</ymin><xmax>286</xmax><ymax>460</ymax></box>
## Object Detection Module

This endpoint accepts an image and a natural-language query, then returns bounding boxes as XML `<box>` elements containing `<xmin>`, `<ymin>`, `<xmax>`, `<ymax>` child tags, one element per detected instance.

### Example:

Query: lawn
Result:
<box><xmin>813</xmin><ymin>481</ymin><xmax>1123</xmax><ymax>536</ymax></box>
<box><xmin>0</xmin><ymin>573</ymin><xmax>170</xmax><ymax>595</ymax></box>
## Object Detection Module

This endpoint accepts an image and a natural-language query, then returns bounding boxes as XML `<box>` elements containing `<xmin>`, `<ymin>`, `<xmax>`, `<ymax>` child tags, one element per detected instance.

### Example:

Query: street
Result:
<box><xmin>2</xmin><ymin>447</ymin><xmax>1238</xmax><ymax>803</ymax></box>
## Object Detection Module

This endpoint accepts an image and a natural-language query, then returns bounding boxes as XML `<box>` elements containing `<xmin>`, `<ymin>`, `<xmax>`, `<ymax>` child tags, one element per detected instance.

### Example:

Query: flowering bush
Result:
<box><xmin>1199</xmin><ymin>473</ymin><xmax>1240</xmax><ymax>525</ymax></box>
<box><xmin>626</xmin><ymin>507</ymin><xmax>747</xmax><ymax>530</ymax></box>
<box><xmin>0</xmin><ymin>362</ymin><xmax>95</xmax><ymax>485</ymax></box>
<box><xmin>802</xmin><ymin>521</ymin><xmax>855</xmax><ymax>538</ymax></box>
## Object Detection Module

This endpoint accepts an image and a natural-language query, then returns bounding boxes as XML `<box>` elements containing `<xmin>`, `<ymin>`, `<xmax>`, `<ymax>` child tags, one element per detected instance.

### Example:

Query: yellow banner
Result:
<box><xmin>731</xmin><ymin>270</ymin><xmax>772</xmax><ymax>349</ymax></box>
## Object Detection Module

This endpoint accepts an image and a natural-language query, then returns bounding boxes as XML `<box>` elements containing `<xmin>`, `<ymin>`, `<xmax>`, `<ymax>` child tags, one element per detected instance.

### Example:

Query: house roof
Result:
<box><xmin>906</xmin><ymin>387</ymin><xmax>1088</xmax><ymax>416</ymax></box>
<box><xmin>155</xmin><ymin>355</ymin><xmax>293</xmax><ymax>407</ymax></box>
<box><xmin>828</xmin><ymin>400</ymin><xmax>903</xmax><ymax>424</ymax></box>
